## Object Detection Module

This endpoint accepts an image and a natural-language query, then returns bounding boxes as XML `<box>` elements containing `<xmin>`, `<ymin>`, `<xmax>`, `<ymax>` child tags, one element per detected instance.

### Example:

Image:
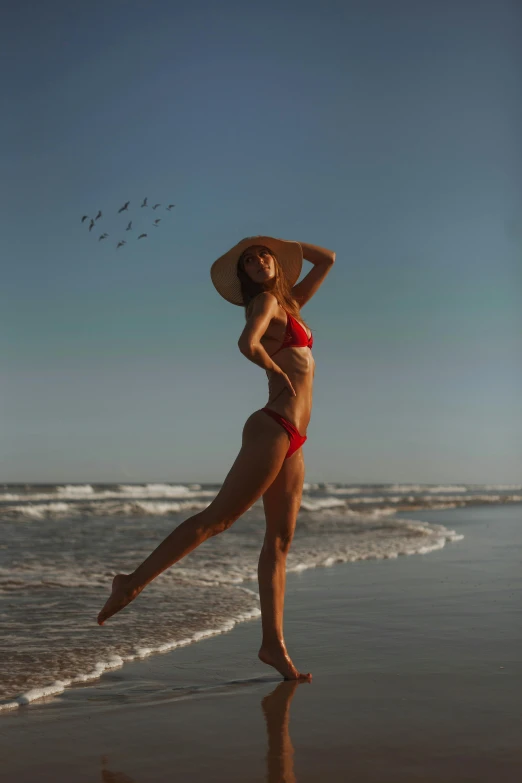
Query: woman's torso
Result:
<box><xmin>260</xmin><ymin>304</ymin><xmax>315</xmax><ymax>434</ymax></box>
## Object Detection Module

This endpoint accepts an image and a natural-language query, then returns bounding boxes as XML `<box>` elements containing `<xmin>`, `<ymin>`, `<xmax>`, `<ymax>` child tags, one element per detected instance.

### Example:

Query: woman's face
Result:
<box><xmin>241</xmin><ymin>246</ymin><xmax>276</xmax><ymax>283</ymax></box>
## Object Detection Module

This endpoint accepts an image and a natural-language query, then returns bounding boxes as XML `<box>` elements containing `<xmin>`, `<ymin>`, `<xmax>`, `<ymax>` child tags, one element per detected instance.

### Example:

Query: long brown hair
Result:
<box><xmin>236</xmin><ymin>245</ymin><xmax>311</xmax><ymax>331</ymax></box>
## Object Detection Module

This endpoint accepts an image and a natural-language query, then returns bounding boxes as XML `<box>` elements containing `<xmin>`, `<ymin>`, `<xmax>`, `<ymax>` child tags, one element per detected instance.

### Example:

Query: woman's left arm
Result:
<box><xmin>299</xmin><ymin>242</ymin><xmax>336</xmax><ymax>266</ymax></box>
<box><xmin>289</xmin><ymin>241</ymin><xmax>335</xmax><ymax>306</ymax></box>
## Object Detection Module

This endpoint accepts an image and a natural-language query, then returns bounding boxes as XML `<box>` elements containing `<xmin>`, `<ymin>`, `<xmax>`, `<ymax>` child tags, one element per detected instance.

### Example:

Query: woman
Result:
<box><xmin>97</xmin><ymin>235</ymin><xmax>335</xmax><ymax>681</ymax></box>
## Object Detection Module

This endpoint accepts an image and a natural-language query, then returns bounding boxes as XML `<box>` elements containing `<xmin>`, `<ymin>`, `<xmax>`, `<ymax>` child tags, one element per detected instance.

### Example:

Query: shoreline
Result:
<box><xmin>1</xmin><ymin>504</ymin><xmax>466</xmax><ymax>712</ymax></box>
<box><xmin>1</xmin><ymin>503</ymin><xmax>520</xmax><ymax>782</ymax></box>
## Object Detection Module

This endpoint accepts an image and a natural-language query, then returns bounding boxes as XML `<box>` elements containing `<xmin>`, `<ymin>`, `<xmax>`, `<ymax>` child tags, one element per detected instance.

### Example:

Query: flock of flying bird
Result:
<box><xmin>81</xmin><ymin>198</ymin><xmax>176</xmax><ymax>249</ymax></box>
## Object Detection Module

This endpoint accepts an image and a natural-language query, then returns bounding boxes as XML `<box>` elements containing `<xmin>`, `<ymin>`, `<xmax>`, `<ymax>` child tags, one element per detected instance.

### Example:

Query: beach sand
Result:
<box><xmin>0</xmin><ymin>503</ymin><xmax>520</xmax><ymax>782</ymax></box>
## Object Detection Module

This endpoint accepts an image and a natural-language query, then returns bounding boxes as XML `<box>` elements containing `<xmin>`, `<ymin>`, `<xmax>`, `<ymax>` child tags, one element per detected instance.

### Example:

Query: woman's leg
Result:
<box><xmin>97</xmin><ymin>411</ymin><xmax>290</xmax><ymax>625</ymax></box>
<box><xmin>258</xmin><ymin>447</ymin><xmax>311</xmax><ymax>680</ymax></box>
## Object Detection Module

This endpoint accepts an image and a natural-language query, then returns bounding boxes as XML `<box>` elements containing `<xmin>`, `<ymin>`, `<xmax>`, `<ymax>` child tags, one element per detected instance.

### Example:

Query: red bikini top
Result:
<box><xmin>270</xmin><ymin>310</ymin><xmax>313</xmax><ymax>356</ymax></box>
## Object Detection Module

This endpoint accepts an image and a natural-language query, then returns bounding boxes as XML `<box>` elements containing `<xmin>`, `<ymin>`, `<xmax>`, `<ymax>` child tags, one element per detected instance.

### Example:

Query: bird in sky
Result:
<box><xmin>95</xmin><ymin>210</ymin><xmax>102</xmax><ymax>221</ymax></box>
<box><xmin>88</xmin><ymin>219</ymin><xmax>95</xmax><ymax>232</ymax></box>
<box><xmin>116</xmin><ymin>240</ymin><xmax>126</xmax><ymax>249</ymax></box>
<box><xmin>138</xmin><ymin>233</ymin><xmax>147</xmax><ymax>239</ymax></box>
<box><xmin>126</xmin><ymin>221</ymin><xmax>132</xmax><ymax>231</ymax></box>
<box><xmin>81</xmin><ymin>215</ymin><xmax>89</xmax><ymax>223</ymax></box>
<box><xmin>98</xmin><ymin>233</ymin><xmax>109</xmax><ymax>241</ymax></box>
<box><xmin>152</xmin><ymin>203</ymin><xmax>161</xmax><ymax>210</ymax></box>
<box><xmin>141</xmin><ymin>197</ymin><xmax>148</xmax><ymax>207</ymax></box>
<box><xmin>118</xmin><ymin>201</ymin><xmax>130</xmax><ymax>213</ymax></box>
<box><xmin>153</xmin><ymin>219</ymin><xmax>161</xmax><ymax>226</ymax></box>
<box><xmin>166</xmin><ymin>204</ymin><xmax>176</xmax><ymax>210</ymax></box>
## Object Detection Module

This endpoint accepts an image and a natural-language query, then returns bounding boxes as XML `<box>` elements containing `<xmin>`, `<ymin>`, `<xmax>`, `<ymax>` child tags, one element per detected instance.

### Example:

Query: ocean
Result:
<box><xmin>1</xmin><ymin>481</ymin><xmax>520</xmax><ymax>710</ymax></box>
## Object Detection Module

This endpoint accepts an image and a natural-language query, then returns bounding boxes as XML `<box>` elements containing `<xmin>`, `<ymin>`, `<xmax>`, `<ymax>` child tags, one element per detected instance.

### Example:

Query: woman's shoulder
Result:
<box><xmin>253</xmin><ymin>291</ymin><xmax>279</xmax><ymax>305</ymax></box>
<box><xmin>246</xmin><ymin>291</ymin><xmax>280</xmax><ymax>316</ymax></box>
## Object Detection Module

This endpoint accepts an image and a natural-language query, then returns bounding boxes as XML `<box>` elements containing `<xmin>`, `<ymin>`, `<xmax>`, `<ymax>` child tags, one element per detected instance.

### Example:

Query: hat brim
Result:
<box><xmin>210</xmin><ymin>236</ymin><xmax>303</xmax><ymax>306</ymax></box>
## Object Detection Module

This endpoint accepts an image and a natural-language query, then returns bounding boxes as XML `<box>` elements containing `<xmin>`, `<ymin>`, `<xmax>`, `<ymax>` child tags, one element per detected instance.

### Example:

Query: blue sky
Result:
<box><xmin>2</xmin><ymin>0</ymin><xmax>521</xmax><ymax>484</ymax></box>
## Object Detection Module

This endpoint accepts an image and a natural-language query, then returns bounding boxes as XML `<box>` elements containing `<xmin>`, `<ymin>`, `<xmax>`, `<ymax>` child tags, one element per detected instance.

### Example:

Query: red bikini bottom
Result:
<box><xmin>260</xmin><ymin>407</ymin><xmax>307</xmax><ymax>459</ymax></box>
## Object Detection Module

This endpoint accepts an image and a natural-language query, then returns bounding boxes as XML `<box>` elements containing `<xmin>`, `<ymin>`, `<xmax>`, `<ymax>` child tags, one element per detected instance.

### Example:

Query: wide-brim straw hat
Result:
<box><xmin>210</xmin><ymin>235</ymin><xmax>303</xmax><ymax>306</ymax></box>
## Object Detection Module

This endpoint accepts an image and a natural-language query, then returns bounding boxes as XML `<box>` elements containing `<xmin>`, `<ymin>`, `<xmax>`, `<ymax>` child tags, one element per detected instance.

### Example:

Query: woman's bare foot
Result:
<box><xmin>97</xmin><ymin>574</ymin><xmax>141</xmax><ymax>626</ymax></box>
<box><xmin>258</xmin><ymin>642</ymin><xmax>312</xmax><ymax>681</ymax></box>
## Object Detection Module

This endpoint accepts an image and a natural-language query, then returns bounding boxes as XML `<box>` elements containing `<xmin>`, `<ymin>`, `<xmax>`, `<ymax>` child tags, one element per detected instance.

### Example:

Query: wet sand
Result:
<box><xmin>0</xmin><ymin>504</ymin><xmax>520</xmax><ymax>782</ymax></box>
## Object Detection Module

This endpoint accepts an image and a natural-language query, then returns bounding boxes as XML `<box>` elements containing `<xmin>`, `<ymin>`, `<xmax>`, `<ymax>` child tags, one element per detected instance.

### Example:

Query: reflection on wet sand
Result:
<box><xmin>99</xmin><ymin>679</ymin><xmax>309</xmax><ymax>783</ymax></box>
<box><xmin>262</xmin><ymin>679</ymin><xmax>309</xmax><ymax>783</ymax></box>
<box><xmin>101</xmin><ymin>754</ymin><xmax>134</xmax><ymax>782</ymax></box>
